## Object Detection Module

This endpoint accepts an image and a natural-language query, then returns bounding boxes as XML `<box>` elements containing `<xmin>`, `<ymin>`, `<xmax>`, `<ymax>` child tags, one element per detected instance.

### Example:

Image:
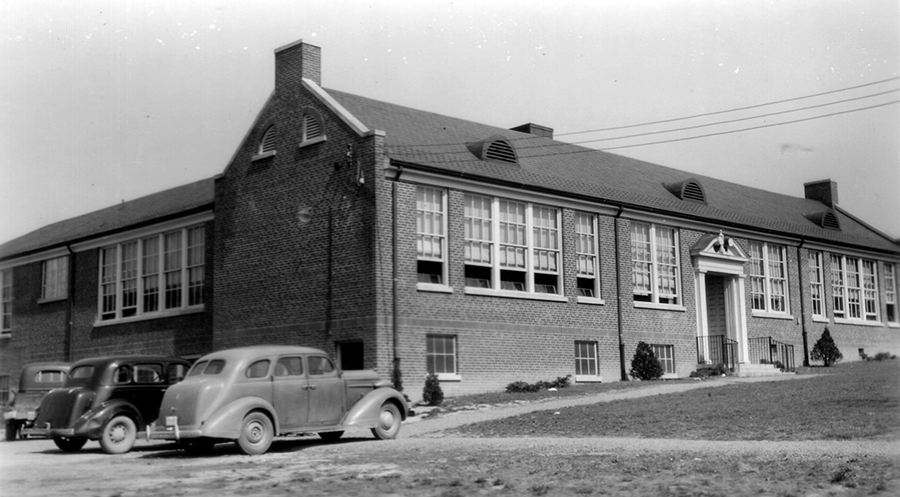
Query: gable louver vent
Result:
<box><xmin>304</xmin><ymin>113</ymin><xmax>322</xmax><ymax>140</ymax></box>
<box><xmin>466</xmin><ymin>135</ymin><xmax>519</xmax><ymax>165</ymax></box>
<box><xmin>804</xmin><ymin>210</ymin><xmax>841</xmax><ymax>231</ymax></box>
<box><xmin>664</xmin><ymin>178</ymin><xmax>707</xmax><ymax>204</ymax></box>
<box><xmin>260</xmin><ymin>125</ymin><xmax>277</xmax><ymax>154</ymax></box>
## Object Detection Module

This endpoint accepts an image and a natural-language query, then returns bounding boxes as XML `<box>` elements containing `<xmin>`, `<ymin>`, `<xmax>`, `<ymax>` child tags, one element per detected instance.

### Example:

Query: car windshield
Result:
<box><xmin>64</xmin><ymin>365</ymin><xmax>95</xmax><ymax>386</ymax></box>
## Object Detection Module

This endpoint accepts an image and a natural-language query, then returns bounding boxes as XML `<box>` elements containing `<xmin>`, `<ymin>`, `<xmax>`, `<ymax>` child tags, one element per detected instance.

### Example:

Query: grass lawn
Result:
<box><xmin>448</xmin><ymin>359</ymin><xmax>900</xmax><ymax>441</ymax></box>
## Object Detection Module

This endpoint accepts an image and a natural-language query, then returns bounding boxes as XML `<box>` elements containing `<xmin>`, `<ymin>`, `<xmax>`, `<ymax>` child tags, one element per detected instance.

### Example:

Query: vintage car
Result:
<box><xmin>24</xmin><ymin>355</ymin><xmax>190</xmax><ymax>454</ymax></box>
<box><xmin>148</xmin><ymin>345</ymin><xmax>408</xmax><ymax>455</ymax></box>
<box><xmin>3</xmin><ymin>362</ymin><xmax>71</xmax><ymax>440</ymax></box>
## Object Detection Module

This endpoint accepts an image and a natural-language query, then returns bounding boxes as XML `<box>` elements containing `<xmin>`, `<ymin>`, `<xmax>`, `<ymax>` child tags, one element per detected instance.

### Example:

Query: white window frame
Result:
<box><xmin>748</xmin><ymin>241</ymin><xmax>790</xmax><ymax>316</ymax></box>
<box><xmin>41</xmin><ymin>256</ymin><xmax>69</xmax><ymax>302</ymax></box>
<box><xmin>97</xmin><ymin>225</ymin><xmax>205</xmax><ymax>324</ymax></box>
<box><xmin>426</xmin><ymin>334</ymin><xmax>460</xmax><ymax>381</ymax></box>
<box><xmin>885</xmin><ymin>263</ymin><xmax>898</xmax><ymax>325</ymax></box>
<box><xmin>831</xmin><ymin>254</ymin><xmax>881</xmax><ymax>325</ymax></box>
<box><xmin>809</xmin><ymin>251</ymin><xmax>826</xmax><ymax>320</ymax></box>
<box><xmin>650</xmin><ymin>344</ymin><xmax>676</xmax><ymax>376</ymax></box>
<box><xmin>416</xmin><ymin>186</ymin><xmax>450</xmax><ymax>292</ymax></box>
<box><xmin>1</xmin><ymin>269</ymin><xmax>11</xmax><ymax>336</ymax></box>
<box><xmin>574</xmin><ymin>340</ymin><xmax>601</xmax><ymax>382</ymax></box>
<box><xmin>463</xmin><ymin>194</ymin><xmax>565</xmax><ymax>302</ymax></box>
<box><xmin>575</xmin><ymin>212</ymin><xmax>603</xmax><ymax>304</ymax></box>
<box><xmin>631</xmin><ymin>222</ymin><xmax>682</xmax><ymax>309</ymax></box>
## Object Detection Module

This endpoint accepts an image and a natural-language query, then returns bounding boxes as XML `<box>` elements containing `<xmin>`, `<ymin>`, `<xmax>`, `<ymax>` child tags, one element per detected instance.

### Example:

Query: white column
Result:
<box><xmin>694</xmin><ymin>270</ymin><xmax>709</xmax><ymax>362</ymax></box>
<box><xmin>736</xmin><ymin>274</ymin><xmax>750</xmax><ymax>363</ymax></box>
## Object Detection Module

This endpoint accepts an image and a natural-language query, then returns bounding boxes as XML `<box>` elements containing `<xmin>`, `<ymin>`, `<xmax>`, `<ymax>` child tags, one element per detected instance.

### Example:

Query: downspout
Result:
<box><xmin>797</xmin><ymin>238</ymin><xmax>810</xmax><ymax>367</ymax></box>
<box><xmin>65</xmin><ymin>245</ymin><xmax>75</xmax><ymax>362</ymax></box>
<box><xmin>391</xmin><ymin>166</ymin><xmax>404</xmax><ymax>388</ymax></box>
<box><xmin>614</xmin><ymin>207</ymin><xmax>628</xmax><ymax>381</ymax></box>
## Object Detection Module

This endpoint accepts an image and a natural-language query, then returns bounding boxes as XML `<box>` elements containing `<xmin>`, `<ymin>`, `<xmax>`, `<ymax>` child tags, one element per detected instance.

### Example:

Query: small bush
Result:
<box><xmin>422</xmin><ymin>373</ymin><xmax>444</xmax><ymax>406</ymax></box>
<box><xmin>505</xmin><ymin>375</ymin><xmax>572</xmax><ymax>393</ymax></box>
<box><xmin>391</xmin><ymin>360</ymin><xmax>403</xmax><ymax>392</ymax></box>
<box><xmin>811</xmin><ymin>328</ymin><xmax>843</xmax><ymax>367</ymax></box>
<box><xmin>689</xmin><ymin>363</ymin><xmax>727</xmax><ymax>378</ymax></box>
<box><xmin>630</xmin><ymin>341</ymin><xmax>663</xmax><ymax>380</ymax></box>
<box><xmin>869</xmin><ymin>352</ymin><xmax>896</xmax><ymax>361</ymax></box>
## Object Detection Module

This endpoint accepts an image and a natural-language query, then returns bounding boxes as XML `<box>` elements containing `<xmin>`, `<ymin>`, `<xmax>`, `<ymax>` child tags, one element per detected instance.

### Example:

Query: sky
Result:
<box><xmin>1</xmin><ymin>0</ymin><xmax>898</xmax><ymax>246</ymax></box>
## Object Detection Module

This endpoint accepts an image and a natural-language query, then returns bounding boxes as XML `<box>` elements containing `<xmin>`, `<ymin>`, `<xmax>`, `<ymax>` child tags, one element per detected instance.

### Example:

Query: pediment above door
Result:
<box><xmin>691</xmin><ymin>230</ymin><xmax>749</xmax><ymax>275</ymax></box>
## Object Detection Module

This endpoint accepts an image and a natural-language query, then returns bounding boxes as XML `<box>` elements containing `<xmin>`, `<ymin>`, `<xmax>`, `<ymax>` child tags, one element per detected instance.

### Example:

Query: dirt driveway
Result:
<box><xmin>2</xmin><ymin>376</ymin><xmax>897</xmax><ymax>497</ymax></box>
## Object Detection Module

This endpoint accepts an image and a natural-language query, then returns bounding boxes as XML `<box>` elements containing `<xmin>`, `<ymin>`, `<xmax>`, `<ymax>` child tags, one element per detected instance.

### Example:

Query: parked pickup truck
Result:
<box><xmin>4</xmin><ymin>362</ymin><xmax>71</xmax><ymax>440</ymax></box>
<box><xmin>147</xmin><ymin>345</ymin><xmax>408</xmax><ymax>455</ymax></box>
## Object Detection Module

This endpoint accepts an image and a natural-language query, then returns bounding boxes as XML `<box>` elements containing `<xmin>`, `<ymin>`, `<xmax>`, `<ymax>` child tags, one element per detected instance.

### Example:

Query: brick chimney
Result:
<box><xmin>510</xmin><ymin>123</ymin><xmax>554</xmax><ymax>139</ymax></box>
<box><xmin>274</xmin><ymin>39</ymin><xmax>321</xmax><ymax>88</ymax></box>
<box><xmin>804</xmin><ymin>179</ymin><xmax>839</xmax><ymax>207</ymax></box>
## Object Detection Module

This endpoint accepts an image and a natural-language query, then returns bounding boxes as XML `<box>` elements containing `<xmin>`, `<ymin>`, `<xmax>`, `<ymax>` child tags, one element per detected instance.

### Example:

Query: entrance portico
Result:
<box><xmin>691</xmin><ymin>231</ymin><xmax>750</xmax><ymax>368</ymax></box>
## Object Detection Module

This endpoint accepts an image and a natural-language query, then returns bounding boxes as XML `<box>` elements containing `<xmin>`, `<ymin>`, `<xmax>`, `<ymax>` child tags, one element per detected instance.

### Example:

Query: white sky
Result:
<box><xmin>1</xmin><ymin>0</ymin><xmax>898</xmax><ymax>245</ymax></box>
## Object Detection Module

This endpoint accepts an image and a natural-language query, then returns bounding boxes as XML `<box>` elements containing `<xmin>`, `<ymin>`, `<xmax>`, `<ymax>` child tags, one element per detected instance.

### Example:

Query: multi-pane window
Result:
<box><xmin>574</xmin><ymin>341</ymin><xmax>599</xmax><ymax>377</ymax></box>
<box><xmin>631</xmin><ymin>223</ymin><xmax>680</xmax><ymax>305</ymax></box>
<box><xmin>0</xmin><ymin>375</ymin><xmax>9</xmax><ymax>404</ymax></box>
<box><xmin>416</xmin><ymin>187</ymin><xmax>446</xmax><ymax>285</ymax></box>
<box><xmin>1</xmin><ymin>269</ymin><xmax>12</xmax><ymax>334</ymax></box>
<box><xmin>575</xmin><ymin>213</ymin><xmax>599</xmax><ymax>298</ymax></box>
<box><xmin>748</xmin><ymin>241</ymin><xmax>789</xmax><ymax>313</ymax></box>
<box><xmin>463</xmin><ymin>194</ymin><xmax>561</xmax><ymax>295</ymax></box>
<box><xmin>426</xmin><ymin>335</ymin><xmax>457</xmax><ymax>375</ymax></box>
<box><xmin>650</xmin><ymin>344</ymin><xmax>675</xmax><ymax>375</ymax></box>
<box><xmin>885</xmin><ymin>264</ymin><xmax>897</xmax><ymax>323</ymax></box>
<box><xmin>41</xmin><ymin>256</ymin><xmax>69</xmax><ymax>301</ymax></box>
<box><xmin>809</xmin><ymin>251</ymin><xmax>825</xmax><ymax>318</ymax></box>
<box><xmin>831</xmin><ymin>254</ymin><xmax>879</xmax><ymax>322</ymax></box>
<box><xmin>99</xmin><ymin>225</ymin><xmax>206</xmax><ymax>321</ymax></box>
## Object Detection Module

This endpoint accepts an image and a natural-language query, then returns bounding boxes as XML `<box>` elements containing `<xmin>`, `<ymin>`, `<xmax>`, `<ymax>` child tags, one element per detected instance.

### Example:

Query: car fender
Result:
<box><xmin>198</xmin><ymin>396</ymin><xmax>279</xmax><ymax>440</ymax></box>
<box><xmin>72</xmin><ymin>400</ymin><xmax>143</xmax><ymax>440</ymax></box>
<box><xmin>341</xmin><ymin>388</ymin><xmax>408</xmax><ymax>429</ymax></box>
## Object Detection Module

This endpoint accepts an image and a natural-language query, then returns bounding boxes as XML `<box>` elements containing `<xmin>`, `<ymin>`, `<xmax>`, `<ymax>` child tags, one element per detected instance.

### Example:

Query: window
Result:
<box><xmin>168</xmin><ymin>363</ymin><xmax>187</xmax><ymax>383</ymax></box>
<box><xmin>748</xmin><ymin>241</ymin><xmax>789</xmax><ymax>313</ymax></box>
<box><xmin>0</xmin><ymin>375</ymin><xmax>8</xmax><ymax>404</ymax></box>
<box><xmin>98</xmin><ymin>225</ymin><xmax>206</xmax><ymax>321</ymax></box>
<box><xmin>1</xmin><ymin>268</ymin><xmax>11</xmax><ymax>335</ymax></box>
<box><xmin>274</xmin><ymin>357</ymin><xmax>304</xmax><ymax>377</ymax></box>
<box><xmin>631</xmin><ymin>223</ymin><xmax>680</xmax><ymax>305</ymax></box>
<box><xmin>35</xmin><ymin>370</ymin><xmax>67</xmax><ymax>383</ymax></box>
<box><xmin>809</xmin><ymin>251</ymin><xmax>825</xmax><ymax>318</ymax></box>
<box><xmin>426</xmin><ymin>335</ymin><xmax>457</xmax><ymax>375</ymax></box>
<box><xmin>308</xmin><ymin>357</ymin><xmax>335</xmax><ymax>375</ymax></box>
<box><xmin>886</xmin><ymin>263</ymin><xmax>898</xmax><ymax>323</ymax></box>
<box><xmin>41</xmin><ymin>256</ymin><xmax>69</xmax><ymax>301</ymax></box>
<box><xmin>831</xmin><ymin>254</ymin><xmax>880</xmax><ymax>322</ymax></box>
<box><xmin>575</xmin><ymin>213</ymin><xmax>600</xmax><ymax>299</ymax></box>
<box><xmin>574</xmin><ymin>341</ymin><xmax>599</xmax><ymax>378</ymax></box>
<box><xmin>650</xmin><ymin>344</ymin><xmax>675</xmax><ymax>375</ymax></box>
<box><xmin>416</xmin><ymin>187</ymin><xmax>447</xmax><ymax>286</ymax></box>
<box><xmin>133</xmin><ymin>364</ymin><xmax>164</xmax><ymax>384</ymax></box>
<box><xmin>246</xmin><ymin>360</ymin><xmax>271</xmax><ymax>379</ymax></box>
<box><xmin>463</xmin><ymin>194</ymin><xmax>561</xmax><ymax>296</ymax></box>
<box><xmin>114</xmin><ymin>365</ymin><xmax>132</xmax><ymax>384</ymax></box>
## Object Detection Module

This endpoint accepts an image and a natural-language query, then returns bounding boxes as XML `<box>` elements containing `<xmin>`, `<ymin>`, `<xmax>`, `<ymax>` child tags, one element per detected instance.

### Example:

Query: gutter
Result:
<box><xmin>65</xmin><ymin>245</ymin><xmax>75</xmax><ymax>362</ymax></box>
<box><xmin>614</xmin><ymin>207</ymin><xmax>628</xmax><ymax>381</ymax></box>
<box><xmin>391</xmin><ymin>166</ymin><xmax>404</xmax><ymax>388</ymax></box>
<box><xmin>797</xmin><ymin>238</ymin><xmax>811</xmax><ymax>367</ymax></box>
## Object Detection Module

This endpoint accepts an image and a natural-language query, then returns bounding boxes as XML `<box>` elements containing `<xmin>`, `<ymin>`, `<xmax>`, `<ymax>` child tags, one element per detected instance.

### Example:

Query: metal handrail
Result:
<box><xmin>696</xmin><ymin>335</ymin><xmax>736</xmax><ymax>371</ymax></box>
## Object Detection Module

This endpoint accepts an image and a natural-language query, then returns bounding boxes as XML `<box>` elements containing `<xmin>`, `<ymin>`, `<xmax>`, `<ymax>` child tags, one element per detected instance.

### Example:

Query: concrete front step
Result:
<box><xmin>736</xmin><ymin>363</ymin><xmax>792</xmax><ymax>377</ymax></box>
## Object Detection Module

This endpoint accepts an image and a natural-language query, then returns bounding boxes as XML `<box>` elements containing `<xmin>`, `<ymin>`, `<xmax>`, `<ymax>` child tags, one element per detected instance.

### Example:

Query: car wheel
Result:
<box><xmin>99</xmin><ymin>415</ymin><xmax>137</xmax><ymax>455</ymax></box>
<box><xmin>371</xmin><ymin>402</ymin><xmax>402</xmax><ymax>440</ymax></box>
<box><xmin>5</xmin><ymin>421</ymin><xmax>18</xmax><ymax>441</ymax></box>
<box><xmin>181</xmin><ymin>438</ymin><xmax>217</xmax><ymax>456</ymax></box>
<box><xmin>318</xmin><ymin>431</ymin><xmax>344</xmax><ymax>442</ymax></box>
<box><xmin>53</xmin><ymin>436</ymin><xmax>88</xmax><ymax>452</ymax></box>
<box><xmin>236</xmin><ymin>411</ymin><xmax>273</xmax><ymax>455</ymax></box>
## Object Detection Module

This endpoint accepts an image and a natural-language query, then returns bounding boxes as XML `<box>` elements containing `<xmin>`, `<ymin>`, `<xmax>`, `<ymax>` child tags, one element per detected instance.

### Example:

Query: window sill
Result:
<box><xmin>464</xmin><ymin>287</ymin><xmax>568</xmax><ymax>302</ymax></box>
<box><xmin>888</xmin><ymin>323</ymin><xmax>900</xmax><ymax>329</ymax></box>
<box><xmin>416</xmin><ymin>283</ymin><xmax>453</xmax><ymax>294</ymax></box>
<box><xmin>661</xmin><ymin>373</ymin><xmax>679</xmax><ymax>380</ymax></box>
<box><xmin>298</xmin><ymin>135</ymin><xmax>327</xmax><ymax>148</ymax></box>
<box><xmin>251</xmin><ymin>151</ymin><xmax>276</xmax><ymax>162</ymax></box>
<box><xmin>38</xmin><ymin>296</ymin><xmax>67</xmax><ymax>304</ymax></box>
<box><xmin>576</xmin><ymin>296</ymin><xmax>606</xmax><ymax>305</ymax></box>
<box><xmin>575</xmin><ymin>375</ymin><xmax>603</xmax><ymax>383</ymax></box>
<box><xmin>94</xmin><ymin>305</ymin><xmax>206</xmax><ymax>327</ymax></box>
<box><xmin>833</xmin><ymin>317</ymin><xmax>888</xmax><ymax>328</ymax></box>
<box><xmin>435</xmin><ymin>373</ymin><xmax>461</xmax><ymax>382</ymax></box>
<box><xmin>0</xmin><ymin>332</ymin><xmax>9</xmax><ymax>340</ymax></box>
<box><xmin>751</xmin><ymin>311</ymin><xmax>794</xmax><ymax>320</ymax></box>
<box><xmin>811</xmin><ymin>316</ymin><xmax>829</xmax><ymax>323</ymax></box>
<box><xmin>633</xmin><ymin>301</ymin><xmax>687</xmax><ymax>312</ymax></box>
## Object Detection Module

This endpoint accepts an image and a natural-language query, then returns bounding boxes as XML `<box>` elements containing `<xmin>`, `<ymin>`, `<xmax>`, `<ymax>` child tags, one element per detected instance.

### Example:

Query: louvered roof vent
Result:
<box><xmin>467</xmin><ymin>135</ymin><xmax>519</xmax><ymax>165</ymax></box>
<box><xmin>804</xmin><ymin>210</ymin><xmax>841</xmax><ymax>231</ymax></box>
<box><xmin>664</xmin><ymin>178</ymin><xmax>707</xmax><ymax>204</ymax></box>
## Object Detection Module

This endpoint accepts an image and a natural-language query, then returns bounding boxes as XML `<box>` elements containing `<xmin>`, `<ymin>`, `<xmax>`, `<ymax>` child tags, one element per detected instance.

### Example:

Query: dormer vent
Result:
<box><xmin>804</xmin><ymin>210</ymin><xmax>841</xmax><ymax>231</ymax></box>
<box><xmin>664</xmin><ymin>178</ymin><xmax>707</xmax><ymax>204</ymax></box>
<box><xmin>466</xmin><ymin>135</ymin><xmax>519</xmax><ymax>165</ymax></box>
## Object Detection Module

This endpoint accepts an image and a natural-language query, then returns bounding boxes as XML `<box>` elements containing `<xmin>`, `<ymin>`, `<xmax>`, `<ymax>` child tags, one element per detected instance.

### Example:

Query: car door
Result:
<box><xmin>111</xmin><ymin>362</ymin><xmax>166</xmax><ymax>427</ymax></box>
<box><xmin>271</xmin><ymin>356</ymin><xmax>309</xmax><ymax>430</ymax></box>
<box><xmin>305</xmin><ymin>356</ymin><xmax>344</xmax><ymax>426</ymax></box>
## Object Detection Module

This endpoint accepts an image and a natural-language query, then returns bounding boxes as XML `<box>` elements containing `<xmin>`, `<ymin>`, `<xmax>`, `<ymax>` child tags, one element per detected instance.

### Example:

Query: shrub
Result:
<box><xmin>505</xmin><ymin>375</ymin><xmax>572</xmax><ymax>393</ymax></box>
<box><xmin>689</xmin><ymin>363</ymin><xmax>727</xmax><ymax>378</ymax></box>
<box><xmin>871</xmin><ymin>352</ymin><xmax>895</xmax><ymax>361</ymax></box>
<box><xmin>422</xmin><ymin>373</ymin><xmax>444</xmax><ymax>406</ymax></box>
<box><xmin>630</xmin><ymin>341</ymin><xmax>663</xmax><ymax>380</ymax></box>
<box><xmin>391</xmin><ymin>360</ymin><xmax>403</xmax><ymax>392</ymax></box>
<box><xmin>811</xmin><ymin>328</ymin><xmax>843</xmax><ymax>367</ymax></box>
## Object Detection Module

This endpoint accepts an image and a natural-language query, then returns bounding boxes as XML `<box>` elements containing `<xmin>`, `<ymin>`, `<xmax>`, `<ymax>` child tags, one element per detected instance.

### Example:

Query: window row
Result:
<box><xmin>809</xmin><ymin>252</ymin><xmax>897</xmax><ymax>324</ymax></box>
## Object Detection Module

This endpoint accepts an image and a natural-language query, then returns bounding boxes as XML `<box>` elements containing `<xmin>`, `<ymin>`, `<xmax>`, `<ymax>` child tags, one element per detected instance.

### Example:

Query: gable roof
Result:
<box><xmin>0</xmin><ymin>178</ymin><xmax>215</xmax><ymax>261</ymax></box>
<box><xmin>326</xmin><ymin>88</ymin><xmax>899</xmax><ymax>255</ymax></box>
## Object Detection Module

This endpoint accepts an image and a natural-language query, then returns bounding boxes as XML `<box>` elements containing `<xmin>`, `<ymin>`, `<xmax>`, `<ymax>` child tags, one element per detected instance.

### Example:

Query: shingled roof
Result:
<box><xmin>327</xmin><ymin>88</ymin><xmax>899</xmax><ymax>255</ymax></box>
<box><xmin>0</xmin><ymin>178</ymin><xmax>214</xmax><ymax>261</ymax></box>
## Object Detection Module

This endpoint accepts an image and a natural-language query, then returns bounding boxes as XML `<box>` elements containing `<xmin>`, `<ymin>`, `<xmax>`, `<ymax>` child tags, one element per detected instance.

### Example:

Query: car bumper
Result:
<box><xmin>146</xmin><ymin>423</ymin><xmax>202</xmax><ymax>441</ymax></box>
<box><xmin>3</xmin><ymin>410</ymin><xmax>37</xmax><ymax>421</ymax></box>
<box><xmin>21</xmin><ymin>426</ymin><xmax>76</xmax><ymax>438</ymax></box>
